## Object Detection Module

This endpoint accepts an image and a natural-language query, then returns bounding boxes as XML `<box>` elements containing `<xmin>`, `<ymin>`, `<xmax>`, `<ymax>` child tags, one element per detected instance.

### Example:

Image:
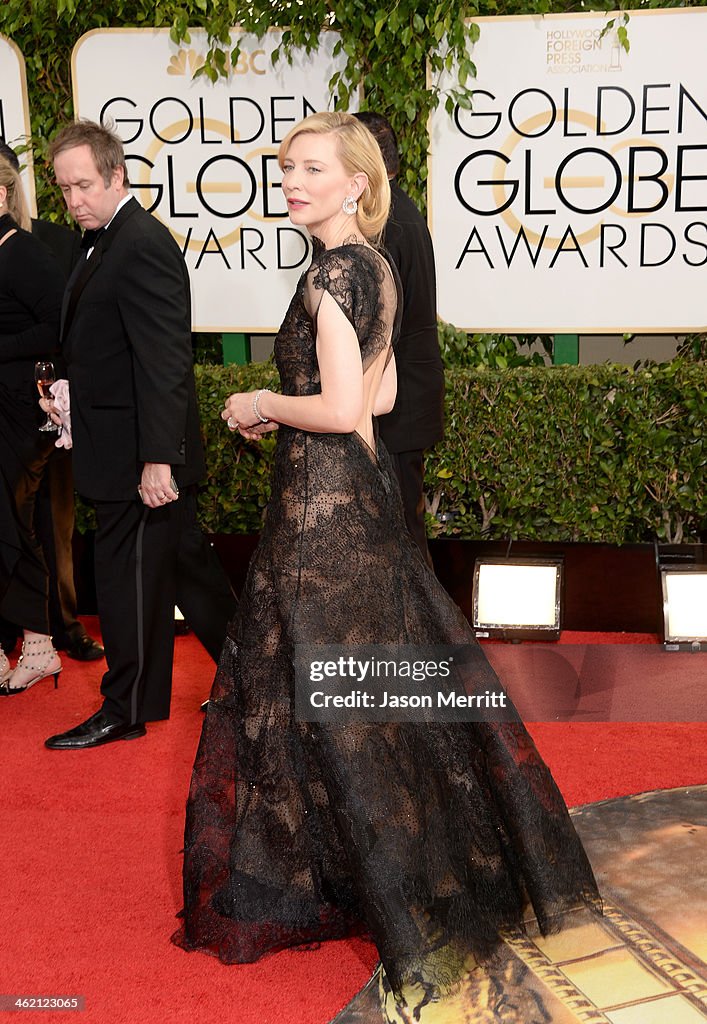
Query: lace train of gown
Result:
<box><xmin>173</xmin><ymin>242</ymin><xmax>600</xmax><ymax>999</ymax></box>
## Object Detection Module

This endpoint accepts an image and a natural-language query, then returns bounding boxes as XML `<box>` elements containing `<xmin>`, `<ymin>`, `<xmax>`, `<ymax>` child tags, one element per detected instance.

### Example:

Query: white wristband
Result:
<box><xmin>253</xmin><ymin>388</ymin><xmax>271</xmax><ymax>423</ymax></box>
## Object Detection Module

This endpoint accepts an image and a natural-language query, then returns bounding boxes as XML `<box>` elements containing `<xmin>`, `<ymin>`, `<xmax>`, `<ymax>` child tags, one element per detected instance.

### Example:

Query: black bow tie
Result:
<box><xmin>80</xmin><ymin>227</ymin><xmax>105</xmax><ymax>252</ymax></box>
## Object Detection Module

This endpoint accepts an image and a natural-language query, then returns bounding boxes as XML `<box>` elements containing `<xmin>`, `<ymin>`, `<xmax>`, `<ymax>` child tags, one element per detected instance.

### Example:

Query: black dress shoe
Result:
<box><xmin>66</xmin><ymin>635</ymin><xmax>105</xmax><ymax>661</ymax></box>
<box><xmin>45</xmin><ymin>710</ymin><xmax>146</xmax><ymax>750</ymax></box>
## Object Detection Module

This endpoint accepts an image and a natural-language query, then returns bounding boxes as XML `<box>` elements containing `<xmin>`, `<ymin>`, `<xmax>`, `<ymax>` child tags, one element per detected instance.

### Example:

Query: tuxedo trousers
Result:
<box><xmin>388</xmin><ymin>448</ymin><xmax>433</xmax><ymax>570</ymax></box>
<box><xmin>33</xmin><ymin>447</ymin><xmax>83</xmax><ymax>646</ymax></box>
<box><xmin>94</xmin><ymin>487</ymin><xmax>236</xmax><ymax>725</ymax></box>
<box><xmin>0</xmin><ymin>401</ymin><xmax>54</xmax><ymax>636</ymax></box>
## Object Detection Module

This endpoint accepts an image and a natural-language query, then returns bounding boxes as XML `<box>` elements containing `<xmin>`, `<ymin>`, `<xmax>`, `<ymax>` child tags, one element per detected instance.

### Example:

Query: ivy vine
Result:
<box><xmin>2</xmin><ymin>0</ymin><xmax>702</xmax><ymax>218</ymax></box>
<box><xmin>2</xmin><ymin>0</ymin><xmax>703</xmax><ymax>361</ymax></box>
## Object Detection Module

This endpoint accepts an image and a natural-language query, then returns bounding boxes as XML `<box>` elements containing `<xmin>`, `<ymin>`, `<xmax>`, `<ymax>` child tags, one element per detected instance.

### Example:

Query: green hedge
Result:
<box><xmin>195</xmin><ymin>362</ymin><xmax>279</xmax><ymax>535</ymax></box>
<box><xmin>186</xmin><ymin>361</ymin><xmax>706</xmax><ymax>545</ymax></box>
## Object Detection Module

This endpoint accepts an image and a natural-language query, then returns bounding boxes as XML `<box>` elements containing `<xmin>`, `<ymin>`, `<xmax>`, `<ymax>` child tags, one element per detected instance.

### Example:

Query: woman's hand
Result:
<box><xmin>221</xmin><ymin>392</ymin><xmax>260</xmax><ymax>432</ymax></box>
<box><xmin>222</xmin><ymin>392</ymin><xmax>279</xmax><ymax>441</ymax></box>
<box><xmin>238</xmin><ymin>421</ymin><xmax>279</xmax><ymax>442</ymax></box>
<box><xmin>39</xmin><ymin>395</ymin><xmax>62</xmax><ymax>428</ymax></box>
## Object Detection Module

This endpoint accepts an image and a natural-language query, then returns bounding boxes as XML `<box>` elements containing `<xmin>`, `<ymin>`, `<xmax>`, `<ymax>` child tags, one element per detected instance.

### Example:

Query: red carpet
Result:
<box><xmin>2</xmin><ymin>622</ymin><xmax>706</xmax><ymax>1024</ymax></box>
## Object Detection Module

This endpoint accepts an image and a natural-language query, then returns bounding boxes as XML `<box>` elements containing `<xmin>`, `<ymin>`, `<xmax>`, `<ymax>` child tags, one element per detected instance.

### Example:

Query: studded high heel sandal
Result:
<box><xmin>0</xmin><ymin>645</ymin><xmax>11</xmax><ymax>686</ymax></box>
<box><xmin>0</xmin><ymin>637</ymin><xmax>62</xmax><ymax>695</ymax></box>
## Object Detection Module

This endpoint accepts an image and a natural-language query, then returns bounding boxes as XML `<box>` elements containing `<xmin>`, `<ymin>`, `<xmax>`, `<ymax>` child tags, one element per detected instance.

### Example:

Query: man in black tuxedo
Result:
<box><xmin>354</xmin><ymin>113</ymin><xmax>444</xmax><ymax>567</ymax></box>
<box><xmin>44</xmin><ymin>121</ymin><xmax>235</xmax><ymax>749</ymax></box>
<box><xmin>31</xmin><ymin>219</ymin><xmax>107</xmax><ymax>662</ymax></box>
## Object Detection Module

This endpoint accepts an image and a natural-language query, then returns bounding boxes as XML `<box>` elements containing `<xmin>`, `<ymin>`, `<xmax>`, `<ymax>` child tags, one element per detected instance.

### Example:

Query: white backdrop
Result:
<box><xmin>429</xmin><ymin>8</ymin><xmax>707</xmax><ymax>333</ymax></box>
<box><xmin>72</xmin><ymin>28</ymin><xmax>352</xmax><ymax>331</ymax></box>
<box><xmin>0</xmin><ymin>34</ymin><xmax>37</xmax><ymax>217</ymax></box>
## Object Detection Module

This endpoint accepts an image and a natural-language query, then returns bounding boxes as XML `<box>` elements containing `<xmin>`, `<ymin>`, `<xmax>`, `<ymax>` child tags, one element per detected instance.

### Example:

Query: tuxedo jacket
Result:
<box><xmin>61</xmin><ymin>197</ymin><xmax>206</xmax><ymax>502</ymax></box>
<box><xmin>32</xmin><ymin>218</ymin><xmax>81</xmax><ymax>282</ymax></box>
<box><xmin>378</xmin><ymin>182</ymin><xmax>445</xmax><ymax>454</ymax></box>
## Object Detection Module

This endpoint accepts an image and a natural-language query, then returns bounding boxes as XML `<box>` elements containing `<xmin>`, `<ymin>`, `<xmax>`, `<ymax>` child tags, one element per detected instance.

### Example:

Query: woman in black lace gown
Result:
<box><xmin>0</xmin><ymin>155</ymin><xmax>64</xmax><ymax>694</ymax></box>
<box><xmin>175</xmin><ymin>112</ymin><xmax>600</xmax><ymax>1020</ymax></box>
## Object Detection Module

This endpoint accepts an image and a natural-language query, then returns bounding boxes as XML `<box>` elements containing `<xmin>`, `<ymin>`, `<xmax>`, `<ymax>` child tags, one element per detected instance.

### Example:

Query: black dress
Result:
<box><xmin>175</xmin><ymin>241</ymin><xmax>600</xmax><ymax>1002</ymax></box>
<box><xmin>0</xmin><ymin>215</ymin><xmax>63</xmax><ymax>632</ymax></box>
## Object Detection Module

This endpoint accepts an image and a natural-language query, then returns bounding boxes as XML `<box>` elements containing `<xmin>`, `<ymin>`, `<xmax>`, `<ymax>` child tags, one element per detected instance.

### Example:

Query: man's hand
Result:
<box><xmin>138</xmin><ymin>463</ymin><xmax>178</xmax><ymax>508</ymax></box>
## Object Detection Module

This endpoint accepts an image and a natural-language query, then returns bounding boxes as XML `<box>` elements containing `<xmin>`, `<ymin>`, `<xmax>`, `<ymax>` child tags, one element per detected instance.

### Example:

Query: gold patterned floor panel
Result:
<box><xmin>329</xmin><ymin>785</ymin><xmax>707</xmax><ymax>1023</ymax></box>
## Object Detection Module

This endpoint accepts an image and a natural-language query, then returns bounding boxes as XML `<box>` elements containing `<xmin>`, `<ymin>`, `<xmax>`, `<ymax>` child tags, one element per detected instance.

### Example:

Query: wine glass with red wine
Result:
<box><xmin>35</xmin><ymin>361</ymin><xmax>59</xmax><ymax>433</ymax></box>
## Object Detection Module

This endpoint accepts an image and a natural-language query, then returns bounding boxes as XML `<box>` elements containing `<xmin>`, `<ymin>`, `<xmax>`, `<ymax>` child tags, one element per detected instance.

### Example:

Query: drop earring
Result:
<box><xmin>342</xmin><ymin>195</ymin><xmax>358</xmax><ymax>215</ymax></box>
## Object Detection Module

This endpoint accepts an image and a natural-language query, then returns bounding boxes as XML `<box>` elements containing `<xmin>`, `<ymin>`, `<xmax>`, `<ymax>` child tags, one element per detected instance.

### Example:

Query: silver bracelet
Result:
<box><xmin>253</xmin><ymin>388</ymin><xmax>271</xmax><ymax>423</ymax></box>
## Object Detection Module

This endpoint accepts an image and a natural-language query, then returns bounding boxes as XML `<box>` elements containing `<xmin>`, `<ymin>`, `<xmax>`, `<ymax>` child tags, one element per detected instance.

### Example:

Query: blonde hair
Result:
<box><xmin>0</xmin><ymin>155</ymin><xmax>30</xmax><ymax>231</ymax></box>
<box><xmin>278</xmin><ymin>111</ymin><xmax>391</xmax><ymax>243</ymax></box>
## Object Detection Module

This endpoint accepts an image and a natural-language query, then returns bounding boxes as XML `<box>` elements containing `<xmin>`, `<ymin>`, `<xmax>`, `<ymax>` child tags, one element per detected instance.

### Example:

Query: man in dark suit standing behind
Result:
<box><xmin>44</xmin><ymin>120</ymin><xmax>234</xmax><ymax>749</ymax></box>
<box><xmin>354</xmin><ymin>113</ymin><xmax>445</xmax><ymax>567</ymax></box>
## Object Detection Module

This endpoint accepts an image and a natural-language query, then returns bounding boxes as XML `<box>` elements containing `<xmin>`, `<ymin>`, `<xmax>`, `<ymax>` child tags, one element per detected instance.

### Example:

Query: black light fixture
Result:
<box><xmin>472</xmin><ymin>556</ymin><xmax>564</xmax><ymax>641</ymax></box>
<box><xmin>655</xmin><ymin>543</ymin><xmax>707</xmax><ymax>651</ymax></box>
<box><xmin>659</xmin><ymin>567</ymin><xmax>707</xmax><ymax>651</ymax></box>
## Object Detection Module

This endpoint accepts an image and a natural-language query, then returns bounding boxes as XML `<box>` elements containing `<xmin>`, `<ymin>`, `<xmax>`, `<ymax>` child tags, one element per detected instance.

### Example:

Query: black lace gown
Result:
<box><xmin>174</xmin><ymin>242</ymin><xmax>600</xmax><ymax>997</ymax></box>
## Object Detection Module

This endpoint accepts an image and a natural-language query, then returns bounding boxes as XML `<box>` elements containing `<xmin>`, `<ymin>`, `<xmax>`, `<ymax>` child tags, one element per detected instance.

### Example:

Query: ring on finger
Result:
<box><xmin>227</xmin><ymin>416</ymin><xmax>239</xmax><ymax>430</ymax></box>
